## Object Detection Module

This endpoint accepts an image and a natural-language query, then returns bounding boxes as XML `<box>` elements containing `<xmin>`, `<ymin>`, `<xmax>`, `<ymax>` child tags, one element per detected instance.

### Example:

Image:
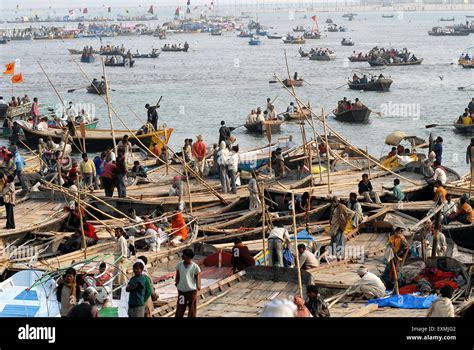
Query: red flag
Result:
<box><xmin>311</xmin><ymin>15</ymin><xmax>316</xmax><ymax>21</ymax></box>
<box><xmin>83</xmin><ymin>8</ymin><xmax>88</xmax><ymax>14</ymax></box>
<box><xmin>11</xmin><ymin>73</ymin><xmax>23</xmax><ymax>84</ymax></box>
<box><xmin>148</xmin><ymin>5</ymin><xmax>154</xmax><ymax>14</ymax></box>
<box><xmin>3</xmin><ymin>62</ymin><xmax>15</xmax><ymax>75</ymax></box>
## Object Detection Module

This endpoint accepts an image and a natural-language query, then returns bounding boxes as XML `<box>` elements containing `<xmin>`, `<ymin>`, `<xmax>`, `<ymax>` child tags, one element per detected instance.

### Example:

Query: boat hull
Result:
<box><xmin>348</xmin><ymin>78</ymin><xmax>393</xmax><ymax>92</ymax></box>
<box><xmin>334</xmin><ymin>108</ymin><xmax>371</xmax><ymax>123</ymax></box>
<box><xmin>368</xmin><ymin>59</ymin><xmax>423</xmax><ymax>66</ymax></box>
<box><xmin>244</xmin><ymin>120</ymin><xmax>283</xmax><ymax>134</ymax></box>
<box><xmin>443</xmin><ymin>224</ymin><xmax>474</xmax><ymax>250</ymax></box>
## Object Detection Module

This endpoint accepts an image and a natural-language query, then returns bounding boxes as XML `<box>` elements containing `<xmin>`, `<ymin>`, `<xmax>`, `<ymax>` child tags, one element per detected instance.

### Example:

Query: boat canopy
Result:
<box><xmin>384</xmin><ymin>131</ymin><xmax>426</xmax><ymax>147</ymax></box>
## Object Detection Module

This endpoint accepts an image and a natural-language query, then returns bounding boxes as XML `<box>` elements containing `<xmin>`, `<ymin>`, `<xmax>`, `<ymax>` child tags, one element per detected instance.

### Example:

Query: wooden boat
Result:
<box><xmin>100</xmin><ymin>50</ymin><xmax>124</xmax><ymax>56</ymax></box>
<box><xmin>17</xmin><ymin>122</ymin><xmax>173</xmax><ymax>153</ymax></box>
<box><xmin>333</xmin><ymin>106</ymin><xmax>371</xmax><ymax>123</ymax></box>
<box><xmin>299</xmin><ymin>48</ymin><xmax>309</xmax><ymax>57</ymax></box>
<box><xmin>248</xmin><ymin>37</ymin><xmax>262</xmax><ymax>45</ymax></box>
<box><xmin>382</xmin><ymin>14</ymin><xmax>394</xmax><ymax>18</ymax></box>
<box><xmin>368</xmin><ymin>59</ymin><xmax>423</xmax><ymax>66</ymax></box>
<box><xmin>161</xmin><ymin>45</ymin><xmax>188</xmax><ymax>52</ymax></box>
<box><xmin>244</xmin><ymin>119</ymin><xmax>283</xmax><ymax>134</ymax></box>
<box><xmin>293</xmin><ymin>26</ymin><xmax>305</xmax><ymax>32</ymax></box>
<box><xmin>348</xmin><ymin>77</ymin><xmax>393</xmax><ymax>92</ymax></box>
<box><xmin>428</xmin><ymin>27</ymin><xmax>470</xmax><ymax>36</ymax></box>
<box><xmin>104</xmin><ymin>59</ymin><xmax>135</xmax><ymax>67</ymax></box>
<box><xmin>461</xmin><ymin>63</ymin><xmax>474</xmax><ymax>69</ymax></box>
<box><xmin>309</xmin><ymin>52</ymin><xmax>336</xmax><ymax>61</ymax></box>
<box><xmin>49</xmin><ymin>119</ymin><xmax>100</xmax><ymax>131</ymax></box>
<box><xmin>282</xmin><ymin>108</ymin><xmax>311</xmax><ymax>121</ymax></box>
<box><xmin>440</xmin><ymin>17</ymin><xmax>455</xmax><ymax>21</ymax></box>
<box><xmin>303</xmin><ymin>31</ymin><xmax>321</xmax><ymax>39</ymax></box>
<box><xmin>68</xmin><ymin>48</ymin><xmax>99</xmax><ymax>55</ymax></box>
<box><xmin>348</xmin><ymin>55</ymin><xmax>368</xmax><ymax>62</ymax></box>
<box><xmin>211</xmin><ymin>29</ymin><xmax>223</xmax><ymax>36</ymax></box>
<box><xmin>283</xmin><ymin>37</ymin><xmax>305</xmax><ymax>44</ymax></box>
<box><xmin>282</xmin><ymin>78</ymin><xmax>303</xmax><ymax>87</ymax></box>
<box><xmin>80</xmin><ymin>56</ymin><xmax>95</xmax><ymax>63</ymax></box>
<box><xmin>237</xmin><ymin>31</ymin><xmax>253</xmax><ymax>38</ymax></box>
<box><xmin>0</xmin><ymin>194</ymin><xmax>69</xmax><ymax>249</ymax></box>
<box><xmin>132</xmin><ymin>52</ymin><xmax>160</xmax><ymax>58</ymax></box>
<box><xmin>266</xmin><ymin>34</ymin><xmax>282</xmax><ymax>39</ymax></box>
<box><xmin>86</xmin><ymin>83</ymin><xmax>107</xmax><ymax>95</ymax></box>
<box><xmin>341</xmin><ymin>38</ymin><xmax>354</xmax><ymax>46</ymax></box>
<box><xmin>0</xmin><ymin>38</ymin><xmax>9</xmax><ymax>44</ymax></box>
<box><xmin>238</xmin><ymin>138</ymin><xmax>297</xmax><ymax>172</ymax></box>
<box><xmin>443</xmin><ymin>223</ymin><xmax>474</xmax><ymax>250</ymax></box>
<box><xmin>453</xmin><ymin>121</ymin><xmax>474</xmax><ymax>134</ymax></box>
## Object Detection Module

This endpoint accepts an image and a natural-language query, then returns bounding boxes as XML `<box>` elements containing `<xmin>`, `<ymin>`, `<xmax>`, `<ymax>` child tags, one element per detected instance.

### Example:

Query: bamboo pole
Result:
<box><xmin>274</xmin><ymin>75</ymin><xmax>421</xmax><ymax>186</ymax></box>
<box><xmin>322</xmin><ymin>109</ymin><xmax>332</xmax><ymax>194</ymax></box>
<box><xmin>260</xmin><ymin>181</ymin><xmax>266</xmax><ymax>266</ymax></box>
<box><xmin>77</xmin><ymin>191</ymin><xmax>87</xmax><ymax>259</ymax></box>
<box><xmin>366</xmin><ymin>146</ymin><xmax>371</xmax><ymax>177</ymax></box>
<box><xmin>390</xmin><ymin>259</ymin><xmax>399</xmax><ymax>295</ymax></box>
<box><xmin>182</xmin><ymin>151</ymin><xmax>193</xmax><ymax>214</ymax></box>
<box><xmin>101</xmin><ymin>57</ymin><xmax>118</xmax><ymax>156</ymax></box>
<box><xmin>291</xmin><ymin>192</ymin><xmax>303</xmax><ymax>298</ymax></box>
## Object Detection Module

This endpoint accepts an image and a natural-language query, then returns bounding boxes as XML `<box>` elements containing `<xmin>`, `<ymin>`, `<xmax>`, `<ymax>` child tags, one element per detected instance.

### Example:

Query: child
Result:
<box><xmin>126</xmin><ymin>262</ymin><xmax>150</xmax><ymax>317</ymax></box>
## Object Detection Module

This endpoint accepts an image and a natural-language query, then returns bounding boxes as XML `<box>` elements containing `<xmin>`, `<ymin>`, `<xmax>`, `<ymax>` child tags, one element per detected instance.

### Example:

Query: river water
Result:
<box><xmin>1</xmin><ymin>10</ymin><xmax>473</xmax><ymax>175</ymax></box>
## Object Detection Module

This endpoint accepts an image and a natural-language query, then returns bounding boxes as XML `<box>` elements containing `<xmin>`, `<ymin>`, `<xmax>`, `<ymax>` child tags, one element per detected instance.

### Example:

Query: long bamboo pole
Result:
<box><xmin>77</xmin><ymin>191</ymin><xmax>87</xmax><ymax>259</ymax></box>
<box><xmin>291</xmin><ymin>192</ymin><xmax>303</xmax><ymax>298</ymax></box>
<box><xmin>322</xmin><ymin>109</ymin><xmax>332</xmax><ymax>194</ymax></box>
<box><xmin>182</xmin><ymin>151</ymin><xmax>193</xmax><ymax>214</ymax></box>
<box><xmin>101</xmin><ymin>57</ymin><xmax>118</xmax><ymax>156</ymax></box>
<box><xmin>260</xmin><ymin>180</ymin><xmax>266</xmax><ymax>266</ymax></box>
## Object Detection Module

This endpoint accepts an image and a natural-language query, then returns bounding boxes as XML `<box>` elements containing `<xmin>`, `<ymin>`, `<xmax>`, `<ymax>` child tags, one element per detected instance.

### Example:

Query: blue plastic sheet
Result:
<box><xmin>367</xmin><ymin>294</ymin><xmax>438</xmax><ymax>309</ymax></box>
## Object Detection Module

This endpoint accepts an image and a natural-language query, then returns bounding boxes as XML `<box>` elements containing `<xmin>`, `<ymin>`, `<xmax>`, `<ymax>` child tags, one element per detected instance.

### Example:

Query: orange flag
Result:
<box><xmin>11</xmin><ymin>73</ymin><xmax>23</xmax><ymax>84</ymax></box>
<box><xmin>3</xmin><ymin>62</ymin><xmax>15</xmax><ymax>75</ymax></box>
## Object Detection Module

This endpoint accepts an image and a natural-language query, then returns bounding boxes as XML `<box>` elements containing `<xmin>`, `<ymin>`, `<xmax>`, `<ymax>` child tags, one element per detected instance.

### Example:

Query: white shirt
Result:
<box><xmin>256</xmin><ymin>114</ymin><xmax>265</xmax><ymax>123</ymax></box>
<box><xmin>426</xmin><ymin>232</ymin><xmax>447</xmax><ymax>255</ymax></box>
<box><xmin>358</xmin><ymin>272</ymin><xmax>386</xmax><ymax>292</ymax></box>
<box><xmin>432</xmin><ymin>167</ymin><xmax>447</xmax><ymax>185</ymax></box>
<box><xmin>396</xmin><ymin>154</ymin><xmax>412</xmax><ymax>166</ymax></box>
<box><xmin>299</xmin><ymin>250</ymin><xmax>319</xmax><ymax>269</ymax></box>
<box><xmin>442</xmin><ymin>201</ymin><xmax>457</xmax><ymax>217</ymax></box>
<box><xmin>268</xmin><ymin>227</ymin><xmax>291</xmax><ymax>243</ymax></box>
<box><xmin>227</xmin><ymin>152</ymin><xmax>239</xmax><ymax>172</ymax></box>
<box><xmin>287</xmin><ymin>105</ymin><xmax>295</xmax><ymax>113</ymax></box>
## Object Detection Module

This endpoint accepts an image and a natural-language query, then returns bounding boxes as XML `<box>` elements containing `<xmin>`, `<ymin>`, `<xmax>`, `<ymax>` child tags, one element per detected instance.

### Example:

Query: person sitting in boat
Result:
<box><xmin>378</xmin><ymin>73</ymin><xmax>385</xmax><ymax>79</ymax></box>
<box><xmin>428</xmin><ymin>161</ymin><xmax>448</xmax><ymax>186</ymax></box>
<box><xmin>442</xmin><ymin>193</ymin><xmax>458</xmax><ymax>223</ymax></box>
<box><xmin>131</xmin><ymin>160</ymin><xmax>147</xmax><ymax>179</ymax></box>
<box><xmin>247</xmin><ymin>109</ymin><xmax>257</xmax><ymax>123</ymax></box>
<box><xmin>256</xmin><ymin>108</ymin><xmax>265</xmax><ymax>123</ymax></box>
<box><xmin>293</xmin><ymin>72</ymin><xmax>299</xmax><ymax>81</ymax></box>
<box><xmin>287</xmin><ymin>102</ymin><xmax>296</xmax><ymax>114</ymax></box>
<box><xmin>445</xmin><ymin>195</ymin><xmax>473</xmax><ymax>225</ymax></box>
<box><xmin>37</xmin><ymin>117</ymin><xmax>49</xmax><ymax>131</ymax></box>
<box><xmin>395</xmin><ymin>148</ymin><xmax>414</xmax><ymax>166</ymax></box>
<box><xmin>353</xmin><ymin>98</ymin><xmax>363</xmax><ymax>108</ymax></box>
<box><xmin>267</xmin><ymin>105</ymin><xmax>277</xmax><ymax>120</ymax></box>
<box><xmin>382</xmin><ymin>179</ymin><xmax>406</xmax><ymax>203</ymax></box>
<box><xmin>352</xmin><ymin>73</ymin><xmax>360</xmax><ymax>84</ymax></box>
<box><xmin>170</xmin><ymin>210</ymin><xmax>189</xmax><ymax>246</ymax></box>
<box><xmin>387</xmin><ymin>147</ymin><xmax>397</xmax><ymax>158</ymax></box>
<box><xmin>360</xmin><ymin>75</ymin><xmax>368</xmax><ymax>84</ymax></box>
<box><xmin>79</xmin><ymin>108</ymin><xmax>92</xmax><ymax>124</ymax></box>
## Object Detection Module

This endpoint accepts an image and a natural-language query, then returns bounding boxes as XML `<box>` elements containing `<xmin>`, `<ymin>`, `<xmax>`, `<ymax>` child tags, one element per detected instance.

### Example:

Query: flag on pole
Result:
<box><xmin>83</xmin><ymin>8</ymin><xmax>88</xmax><ymax>14</ymax></box>
<box><xmin>175</xmin><ymin>7</ymin><xmax>180</xmax><ymax>18</ymax></box>
<box><xmin>11</xmin><ymin>73</ymin><xmax>23</xmax><ymax>84</ymax></box>
<box><xmin>148</xmin><ymin>5</ymin><xmax>154</xmax><ymax>14</ymax></box>
<box><xmin>311</xmin><ymin>15</ymin><xmax>316</xmax><ymax>21</ymax></box>
<box><xmin>3</xmin><ymin>62</ymin><xmax>15</xmax><ymax>75</ymax></box>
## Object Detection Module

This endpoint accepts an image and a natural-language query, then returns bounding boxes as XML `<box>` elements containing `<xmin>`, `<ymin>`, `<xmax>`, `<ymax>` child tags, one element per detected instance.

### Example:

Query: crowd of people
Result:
<box><xmin>369</xmin><ymin>46</ymin><xmax>419</xmax><ymax>64</ymax></box>
<box><xmin>309</xmin><ymin>47</ymin><xmax>335</xmax><ymax>58</ymax></box>
<box><xmin>336</xmin><ymin>96</ymin><xmax>364</xmax><ymax>112</ymax></box>
<box><xmin>81</xmin><ymin>45</ymin><xmax>95</xmax><ymax>59</ymax></box>
<box><xmin>246</xmin><ymin>98</ymin><xmax>281</xmax><ymax>124</ymax></box>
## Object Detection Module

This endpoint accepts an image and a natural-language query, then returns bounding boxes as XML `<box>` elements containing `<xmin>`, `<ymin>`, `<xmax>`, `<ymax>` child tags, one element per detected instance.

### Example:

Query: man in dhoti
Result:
<box><xmin>351</xmin><ymin>266</ymin><xmax>386</xmax><ymax>299</ymax></box>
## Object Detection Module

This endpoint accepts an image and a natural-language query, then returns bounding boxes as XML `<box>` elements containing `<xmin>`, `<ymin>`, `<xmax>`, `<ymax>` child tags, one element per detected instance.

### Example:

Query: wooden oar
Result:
<box><xmin>458</xmin><ymin>83</ymin><xmax>474</xmax><ymax>90</ymax></box>
<box><xmin>425</xmin><ymin>123</ymin><xmax>455</xmax><ymax>129</ymax></box>
<box><xmin>67</xmin><ymin>86</ymin><xmax>115</xmax><ymax>93</ymax></box>
<box><xmin>335</xmin><ymin>82</ymin><xmax>348</xmax><ymax>90</ymax></box>
<box><xmin>269</xmin><ymin>80</ymin><xmax>278</xmax><ymax>84</ymax></box>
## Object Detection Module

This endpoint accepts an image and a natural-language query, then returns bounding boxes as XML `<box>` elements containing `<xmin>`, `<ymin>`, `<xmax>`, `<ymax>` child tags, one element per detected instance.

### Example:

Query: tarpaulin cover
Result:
<box><xmin>367</xmin><ymin>294</ymin><xmax>438</xmax><ymax>309</ymax></box>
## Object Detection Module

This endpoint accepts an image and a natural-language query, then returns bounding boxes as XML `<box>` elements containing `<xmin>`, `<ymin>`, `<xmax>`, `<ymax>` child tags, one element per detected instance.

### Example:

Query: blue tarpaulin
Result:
<box><xmin>368</xmin><ymin>294</ymin><xmax>438</xmax><ymax>309</ymax></box>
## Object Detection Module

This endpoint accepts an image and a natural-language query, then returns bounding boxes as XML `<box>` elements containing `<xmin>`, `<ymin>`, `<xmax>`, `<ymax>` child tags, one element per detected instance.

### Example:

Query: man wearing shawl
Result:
<box><xmin>382</xmin><ymin>227</ymin><xmax>408</xmax><ymax>289</ymax></box>
<box><xmin>328</xmin><ymin>196</ymin><xmax>354</xmax><ymax>261</ymax></box>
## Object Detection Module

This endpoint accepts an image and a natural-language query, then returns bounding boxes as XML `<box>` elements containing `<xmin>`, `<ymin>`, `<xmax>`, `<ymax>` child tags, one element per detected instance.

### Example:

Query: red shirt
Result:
<box><xmin>192</xmin><ymin>141</ymin><xmax>206</xmax><ymax>161</ymax></box>
<box><xmin>101</xmin><ymin>162</ymin><xmax>116</xmax><ymax>179</ymax></box>
<box><xmin>68</xmin><ymin>166</ymin><xmax>78</xmax><ymax>181</ymax></box>
<box><xmin>83</xmin><ymin>222</ymin><xmax>98</xmax><ymax>240</ymax></box>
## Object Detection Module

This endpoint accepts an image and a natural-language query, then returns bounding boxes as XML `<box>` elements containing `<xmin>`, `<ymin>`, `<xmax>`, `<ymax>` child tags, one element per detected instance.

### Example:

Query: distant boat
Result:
<box><xmin>267</xmin><ymin>33</ymin><xmax>282</xmax><ymax>39</ymax></box>
<box><xmin>382</xmin><ymin>14</ymin><xmax>394</xmax><ymax>18</ymax></box>
<box><xmin>248</xmin><ymin>36</ymin><xmax>262</xmax><ymax>45</ymax></box>
<box><xmin>440</xmin><ymin>17</ymin><xmax>455</xmax><ymax>21</ymax></box>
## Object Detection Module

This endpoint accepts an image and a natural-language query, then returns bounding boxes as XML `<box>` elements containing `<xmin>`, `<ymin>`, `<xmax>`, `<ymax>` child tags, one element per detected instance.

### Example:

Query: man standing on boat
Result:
<box><xmin>175</xmin><ymin>248</ymin><xmax>201</xmax><ymax>317</ymax></box>
<box><xmin>267</xmin><ymin>224</ymin><xmax>291</xmax><ymax>267</ymax></box>
<box><xmin>113</xmin><ymin>228</ymin><xmax>129</xmax><ymax>290</ymax></box>
<box><xmin>192</xmin><ymin>135</ymin><xmax>206</xmax><ymax>177</ymax></box>
<box><xmin>116</xmin><ymin>150</ymin><xmax>127</xmax><ymax>198</ymax></box>
<box><xmin>218</xmin><ymin>120</ymin><xmax>234</xmax><ymax>147</ymax></box>
<box><xmin>30</xmin><ymin>97</ymin><xmax>40</xmax><ymax>130</ymax></box>
<box><xmin>145</xmin><ymin>103</ymin><xmax>159</xmax><ymax>131</ymax></box>
<box><xmin>466</xmin><ymin>138</ymin><xmax>474</xmax><ymax>193</ymax></box>
<box><xmin>328</xmin><ymin>196</ymin><xmax>354</xmax><ymax>261</ymax></box>
<box><xmin>433</xmin><ymin>136</ymin><xmax>443</xmax><ymax>165</ymax></box>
